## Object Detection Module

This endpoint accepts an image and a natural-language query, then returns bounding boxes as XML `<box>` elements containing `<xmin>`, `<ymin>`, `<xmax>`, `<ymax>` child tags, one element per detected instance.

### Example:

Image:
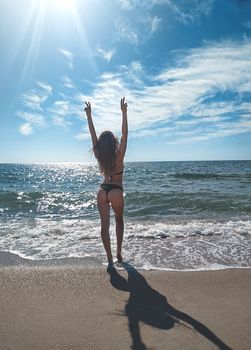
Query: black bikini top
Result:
<box><xmin>113</xmin><ymin>170</ymin><xmax>124</xmax><ymax>176</ymax></box>
<box><xmin>109</xmin><ymin>169</ymin><xmax>124</xmax><ymax>182</ymax></box>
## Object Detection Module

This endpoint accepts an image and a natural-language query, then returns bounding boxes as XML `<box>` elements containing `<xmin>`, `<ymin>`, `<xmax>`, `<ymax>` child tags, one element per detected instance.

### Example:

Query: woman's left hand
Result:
<box><xmin>84</xmin><ymin>101</ymin><xmax>92</xmax><ymax>117</ymax></box>
<box><xmin>120</xmin><ymin>97</ymin><xmax>128</xmax><ymax>113</ymax></box>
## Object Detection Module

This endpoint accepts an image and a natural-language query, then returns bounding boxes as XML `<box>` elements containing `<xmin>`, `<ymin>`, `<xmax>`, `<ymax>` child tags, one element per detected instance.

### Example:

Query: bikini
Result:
<box><xmin>100</xmin><ymin>169</ymin><xmax>124</xmax><ymax>200</ymax></box>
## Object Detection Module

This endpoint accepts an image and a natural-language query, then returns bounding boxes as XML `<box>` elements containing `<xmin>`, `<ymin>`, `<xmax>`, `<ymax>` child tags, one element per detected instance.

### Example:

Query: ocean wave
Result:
<box><xmin>1</xmin><ymin>190</ymin><xmax>250</xmax><ymax>220</ymax></box>
<box><xmin>0</xmin><ymin>191</ymin><xmax>97</xmax><ymax>219</ymax></box>
<box><xmin>172</xmin><ymin>172</ymin><xmax>251</xmax><ymax>180</ymax></box>
<box><xmin>0</xmin><ymin>218</ymin><xmax>250</xmax><ymax>270</ymax></box>
<box><xmin>125</xmin><ymin>192</ymin><xmax>251</xmax><ymax>217</ymax></box>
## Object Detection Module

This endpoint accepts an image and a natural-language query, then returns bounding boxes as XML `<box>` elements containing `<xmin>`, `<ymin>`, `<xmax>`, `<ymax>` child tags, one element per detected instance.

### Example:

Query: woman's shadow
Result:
<box><xmin>107</xmin><ymin>262</ymin><xmax>232</xmax><ymax>350</ymax></box>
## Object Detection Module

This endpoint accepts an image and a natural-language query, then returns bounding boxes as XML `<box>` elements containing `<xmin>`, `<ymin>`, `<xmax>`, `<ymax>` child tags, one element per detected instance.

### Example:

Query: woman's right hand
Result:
<box><xmin>84</xmin><ymin>101</ymin><xmax>92</xmax><ymax>118</ymax></box>
<box><xmin>120</xmin><ymin>97</ymin><xmax>127</xmax><ymax>113</ymax></box>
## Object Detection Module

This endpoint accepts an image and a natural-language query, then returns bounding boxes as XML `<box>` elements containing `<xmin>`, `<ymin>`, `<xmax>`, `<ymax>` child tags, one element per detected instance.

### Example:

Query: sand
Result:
<box><xmin>0</xmin><ymin>263</ymin><xmax>250</xmax><ymax>350</ymax></box>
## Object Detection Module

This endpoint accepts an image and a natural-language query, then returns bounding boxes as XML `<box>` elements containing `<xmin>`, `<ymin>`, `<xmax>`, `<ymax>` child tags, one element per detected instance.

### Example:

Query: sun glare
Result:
<box><xmin>51</xmin><ymin>0</ymin><xmax>76</xmax><ymax>11</ymax></box>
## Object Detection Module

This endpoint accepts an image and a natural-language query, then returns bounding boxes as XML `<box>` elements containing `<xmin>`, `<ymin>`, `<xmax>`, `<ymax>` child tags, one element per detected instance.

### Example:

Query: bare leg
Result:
<box><xmin>109</xmin><ymin>189</ymin><xmax>124</xmax><ymax>261</ymax></box>
<box><xmin>97</xmin><ymin>189</ymin><xmax>113</xmax><ymax>262</ymax></box>
<box><xmin>115</xmin><ymin>214</ymin><xmax>124</xmax><ymax>260</ymax></box>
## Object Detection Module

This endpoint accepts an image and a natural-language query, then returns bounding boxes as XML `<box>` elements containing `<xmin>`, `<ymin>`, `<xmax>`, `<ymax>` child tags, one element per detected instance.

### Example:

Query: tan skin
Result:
<box><xmin>84</xmin><ymin>98</ymin><xmax>128</xmax><ymax>263</ymax></box>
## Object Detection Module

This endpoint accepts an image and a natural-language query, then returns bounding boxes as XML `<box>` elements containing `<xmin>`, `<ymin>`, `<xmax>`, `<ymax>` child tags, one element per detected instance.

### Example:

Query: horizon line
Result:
<box><xmin>0</xmin><ymin>159</ymin><xmax>250</xmax><ymax>165</ymax></box>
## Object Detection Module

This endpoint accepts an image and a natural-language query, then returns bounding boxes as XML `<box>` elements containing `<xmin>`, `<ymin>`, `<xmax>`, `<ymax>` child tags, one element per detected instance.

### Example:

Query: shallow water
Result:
<box><xmin>0</xmin><ymin>161</ymin><xmax>250</xmax><ymax>270</ymax></box>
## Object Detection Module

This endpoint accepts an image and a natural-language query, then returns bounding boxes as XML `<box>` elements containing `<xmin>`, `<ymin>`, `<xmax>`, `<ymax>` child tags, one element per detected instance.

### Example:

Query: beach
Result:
<box><xmin>1</xmin><ymin>0</ymin><xmax>251</xmax><ymax>346</ymax></box>
<box><xmin>1</xmin><ymin>257</ymin><xmax>250</xmax><ymax>350</ymax></box>
<box><xmin>1</xmin><ymin>162</ymin><xmax>250</xmax><ymax>349</ymax></box>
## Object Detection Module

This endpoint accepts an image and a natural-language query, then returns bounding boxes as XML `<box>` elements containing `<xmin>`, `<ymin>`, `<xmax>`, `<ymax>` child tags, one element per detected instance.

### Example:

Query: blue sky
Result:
<box><xmin>0</xmin><ymin>0</ymin><xmax>251</xmax><ymax>163</ymax></box>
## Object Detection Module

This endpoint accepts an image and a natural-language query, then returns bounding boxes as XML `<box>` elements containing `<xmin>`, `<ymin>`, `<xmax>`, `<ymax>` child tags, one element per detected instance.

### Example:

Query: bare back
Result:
<box><xmin>102</xmin><ymin>147</ymin><xmax>125</xmax><ymax>186</ymax></box>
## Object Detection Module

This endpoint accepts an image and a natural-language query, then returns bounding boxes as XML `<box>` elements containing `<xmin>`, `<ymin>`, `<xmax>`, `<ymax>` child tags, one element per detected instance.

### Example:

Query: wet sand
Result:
<box><xmin>0</xmin><ymin>263</ymin><xmax>250</xmax><ymax>350</ymax></box>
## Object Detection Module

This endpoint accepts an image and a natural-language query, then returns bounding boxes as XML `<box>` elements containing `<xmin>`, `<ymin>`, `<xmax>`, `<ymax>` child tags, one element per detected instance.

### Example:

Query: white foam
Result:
<box><xmin>0</xmin><ymin>218</ymin><xmax>250</xmax><ymax>270</ymax></box>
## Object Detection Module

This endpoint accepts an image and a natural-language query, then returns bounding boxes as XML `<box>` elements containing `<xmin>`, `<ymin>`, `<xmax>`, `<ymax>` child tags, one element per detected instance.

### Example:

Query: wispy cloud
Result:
<box><xmin>18</xmin><ymin>81</ymin><xmax>52</xmax><ymax>135</ymax></box>
<box><xmin>58</xmin><ymin>49</ymin><xmax>74</xmax><ymax>70</ymax></box>
<box><xmin>17</xmin><ymin>111</ymin><xmax>48</xmax><ymax>127</ymax></box>
<box><xmin>49</xmin><ymin>100</ymin><xmax>70</xmax><ymax>116</ymax></box>
<box><xmin>52</xmin><ymin>115</ymin><xmax>72</xmax><ymax>128</ymax></box>
<box><xmin>115</xmin><ymin>17</ymin><xmax>139</xmax><ymax>45</ymax></box>
<box><xmin>146</xmin><ymin>15</ymin><xmax>162</xmax><ymax>34</ymax></box>
<box><xmin>116</xmin><ymin>0</ymin><xmax>134</xmax><ymax>10</ymax></box>
<box><xmin>74</xmin><ymin>132</ymin><xmax>90</xmax><ymax>140</ymax></box>
<box><xmin>117</xmin><ymin>0</ymin><xmax>214</xmax><ymax>25</ymax></box>
<box><xmin>49</xmin><ymin>98</ymin><xmax>84</xmax><ymax>119</ymax></box>
<box><xmin>61</xmin><ymin>76</ymin><xmax>75</xmax><ymax>89</ymax></box>
<box><xmin>19</xmin><ymin>123</ymin><xmax>33</xmax><ymax>136</ymax></box>
<box><xmin>36</xmin><ymin>81</ymin><xmax>53</xmax><ymax>95</ymax></box>
<box><xmin>115</xmin><ymin>14</ymin><xmax>162</xmax><ymax>45</ymax></box>
<box><xmin>77</xmin><ymin>39</ymin><xmax>251</xmax><ymax>143</ymax></box>
<box><xmin>22</xmin><ymin>81</ymin><xmax>52</xmax><ymax>111</ymax></box>
<box><xmin>165</xmin><ymin>0</ymin><xmax>214</xmax><ymax>24</ymax></box>
<box><xmin>95</xmin><ymin>45</ymin><xmax>115</xmax><ymax>62</ymax></box>
<box><xmin>48</xmin><ymin>98</ymin><xmax>82</xmax><ymax>129</ymax></box>
<box><xmin>17</xmin><ymin>39</ymin><xmax>251</xmax><ymax>144</ymax></box>
<box><xmin>117</xmin><ymin>61</ymin><xmax>145</xmax><ymax>87</ymax></box>
<box><xmin>17</xmin><ymin>111</ymin><xmax>48</xmax><ymax>131</ymax></box>
<box><xmin>168</xmin><ymin>119</ymin><xmax>251</xmax><ymax>144</ymax></box>
<box><xmin>22</xmin><ymin>92</ymin><xmax>44</xmax><ymax>111</ymax></box>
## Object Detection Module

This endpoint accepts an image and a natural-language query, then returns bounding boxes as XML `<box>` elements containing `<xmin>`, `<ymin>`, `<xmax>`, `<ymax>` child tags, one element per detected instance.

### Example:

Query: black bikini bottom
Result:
<box><xmin>100</xmin><ymin>183</ymin><xmax>123</xmax><ymax>194</ymax></box>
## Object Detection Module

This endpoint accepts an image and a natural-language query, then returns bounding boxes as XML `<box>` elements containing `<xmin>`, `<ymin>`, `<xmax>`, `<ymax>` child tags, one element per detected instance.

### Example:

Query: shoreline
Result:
<box><xmin>1</xmin><ymin>250</ymin><xmax>250</xmax><ymax>271</ymax></box>
<box><xmin>1</xmin><ymin>250</ymin><xmax>250</xmax><ymax>272</ymax></box>
<box><xmin>1</xmin><ymin>262</ymin><xmax>250</xmax><ymax>349</ymax></box>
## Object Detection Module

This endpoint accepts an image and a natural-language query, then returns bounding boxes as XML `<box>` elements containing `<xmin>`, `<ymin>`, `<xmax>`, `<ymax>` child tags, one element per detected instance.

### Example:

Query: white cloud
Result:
<box><xmin>147</xmin><ymin>15</ymin><xmax>162</xmax><ymax>33</ymax></box>
<box><xmin>115</xmin><ymin>17</ymin><xmax>139</xmax><ymax>45</ymax></box>
<box><xmin>19</xmin><ymin>123</ymin><xmax>33</xmax><ymax>135</ymax></box>
<box><xmin>74</xmin><ymin>132</ymin><xmax>90</xmax><ymax>140</ymax></box>
<box><xmin>22</xmin><ymin>81</ymin><xmax>52</xmax><ymax>111</ymax></box>
<box><xmin>80</xmin><ymin>39</ymin><xmax>251</xmax><ymax>143</ymax></box>
<box><xmin>48</xmin><ymin>98</ymin><xmax>84</xmax><ymax>127</ymax></box>
<box><xmin>115</xmin><ymin>14</ymin><xmax>162</xmax><ymax>45</ymax></box>
<box><xmin>157</xmin><ymin>0</ymin><xmax>214</xmax><ymax>24</ymax></box>
<box><xmin>50</xmin><ymin>100</ymin><xmax>70</xmax><ymax>116</ymax></box>
<box><xmin>116</xmin><ymin>0</ymin><xmax>134</xmax><ymax>10</ymax></box>
<box><xmin>17</xmin><ymin>39</ymin><xmax>251</xmax><ymax>143</ymax></box>
<box><xmin>186</xmin><ymin>101</ymin><xmax>248</xmax><ymax>118</ymax></box>
<box><xmin>22</xmin><ymin>92</ymin><xmax>44</xmax><ymax>111</ymax></box>
<box><xmin>117</xmin><ymin>0</ymin><xmax>214</xmax><ymax>24</ymax></box>
<box><xmin>168</xmin><ymin>121</ymin><xmax>251</xmax><ymax>144</ymax></box>
<box><xmin>36</xmin><ymin>81</ymin><xmax>53</xmax><ymax>95</ymax></box>
<box><xmin>58</xmin><ymin>49</ymin><xmax>74</xmax><ymax>70</ymax></box>
<box><xmin>17</xmin><ymin>111</ymin><xmax>48</xmax><ymax>128</ymax></box>
<box><xmin>61</xmin><ymin>76</ymin><xmax>75</xmax><ymax>89</ymax></box>
<box><xmin>95</xmin><ymin>45</ymin><xmax>115</xmax><ymax>62</ymax></box>
<box><xmin>52</xmin><ymin>116</ymin><xmax>72</xmax><ymax>128</ymax></box>
<box><xmin>118</xmin><ymin>61</ymin><xmax>145</xmax><ymax>87</ymax></box>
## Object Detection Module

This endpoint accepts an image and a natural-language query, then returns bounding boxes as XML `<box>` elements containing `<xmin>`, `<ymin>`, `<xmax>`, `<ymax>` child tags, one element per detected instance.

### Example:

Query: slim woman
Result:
<box><xmin>84</xmin><ymin>97</ymin><xmax>128</xmax><ymax>264</ymax></box>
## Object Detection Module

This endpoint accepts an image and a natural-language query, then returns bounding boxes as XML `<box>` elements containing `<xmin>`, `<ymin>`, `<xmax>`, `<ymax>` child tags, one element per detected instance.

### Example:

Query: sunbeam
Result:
<box><xmin>50</xmin><ymin>0</ymin><xmax>77</xmax><ymax>12</ymax></box>
<box><xmin>13</xmin><ymin>0</ymin><xmax>98</xmax><ymax>89</ymax></box>
<box><xmin>18</xmin><ymin>1</ymin><xmax>47</xmax><ymax>88</ymax></box>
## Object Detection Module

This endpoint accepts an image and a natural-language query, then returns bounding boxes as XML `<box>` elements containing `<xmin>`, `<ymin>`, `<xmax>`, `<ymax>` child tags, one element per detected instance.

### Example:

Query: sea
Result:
<box><xmin>0</xmin><ymin>161</ymin><xmax>250</xmax><ymax>270</ymax></box>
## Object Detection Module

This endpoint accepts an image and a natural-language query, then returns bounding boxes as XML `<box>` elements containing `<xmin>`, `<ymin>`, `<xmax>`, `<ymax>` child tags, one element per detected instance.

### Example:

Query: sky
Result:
<box><xmin>0</xmin><ymin>0</ymin><xmax>251</xmax><ymax>163</ymax></box>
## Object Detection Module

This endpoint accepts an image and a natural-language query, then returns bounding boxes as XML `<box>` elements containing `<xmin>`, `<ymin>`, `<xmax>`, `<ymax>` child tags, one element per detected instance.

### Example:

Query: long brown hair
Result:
<box><xmin>94</xmin><ymin>131</ymin><xmax>119</xmax><ymax>176</ymax></box>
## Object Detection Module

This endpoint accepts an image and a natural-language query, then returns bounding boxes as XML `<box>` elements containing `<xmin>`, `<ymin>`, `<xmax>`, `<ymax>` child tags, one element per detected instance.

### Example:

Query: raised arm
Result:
<box><xmin>119</xmin><ymin>97</ymin><xmax>128</xmax><ymax>157</ymax></box>
<box><xmin>84</xmin><ymin>101</ymin><xmax>98</xmax><ymax>151</ymax></box>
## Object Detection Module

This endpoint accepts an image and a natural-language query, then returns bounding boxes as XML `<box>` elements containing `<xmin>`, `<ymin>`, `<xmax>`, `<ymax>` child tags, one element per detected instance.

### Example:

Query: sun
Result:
<box><xmin>51</xmin><ymin>0</ymin><xmax>76</xmax><ymax>11</ymax></box>
<box><xmin>59</xmin><ymin>0</ymin><xmax>76</xmax><ymax>9</ymax></box>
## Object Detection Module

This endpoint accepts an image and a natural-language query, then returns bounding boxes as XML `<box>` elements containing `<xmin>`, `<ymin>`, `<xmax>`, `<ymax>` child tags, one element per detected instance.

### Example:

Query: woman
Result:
<box><xmin>84</xmin><ymin>97</ymin><xmax>128</xmax><ymax>265</ymax></box>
